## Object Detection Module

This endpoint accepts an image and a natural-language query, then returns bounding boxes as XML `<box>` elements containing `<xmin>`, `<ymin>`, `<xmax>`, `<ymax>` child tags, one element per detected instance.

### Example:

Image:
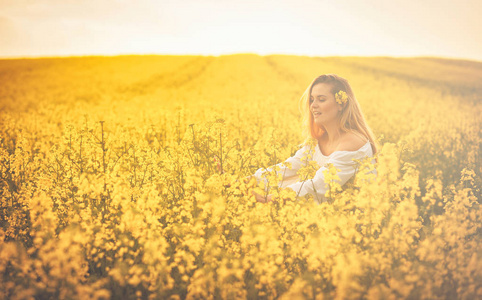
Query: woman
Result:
<box><xmin>252</xmin><ymin>74</ymin><xmax>378</xmax><ymax>204</ymax></box>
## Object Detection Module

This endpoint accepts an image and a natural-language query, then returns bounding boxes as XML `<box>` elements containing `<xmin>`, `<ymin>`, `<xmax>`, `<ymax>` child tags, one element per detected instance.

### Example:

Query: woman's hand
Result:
<box><xmin>243</xmin><ymin>175</ymin><xmax>254</xmax><ymax>184</ymax></box>
<box><xmin>251</xmin><ymin>190</ymin><xmax>273</xmax><ymax>203</ymax></box>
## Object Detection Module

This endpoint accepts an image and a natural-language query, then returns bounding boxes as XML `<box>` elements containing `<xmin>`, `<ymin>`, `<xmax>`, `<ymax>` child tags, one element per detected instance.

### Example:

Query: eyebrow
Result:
<box><xmin>310</xmin><ymin>95</ymin><xmax>328</xmax><ymax>97</ymax></box>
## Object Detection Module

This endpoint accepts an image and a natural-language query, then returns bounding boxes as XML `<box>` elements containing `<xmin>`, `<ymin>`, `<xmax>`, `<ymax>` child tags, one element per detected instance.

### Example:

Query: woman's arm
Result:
<box><xmin>284</xmin><ymin>155</ymin><xmax>361</xmax><ymax>203</ymax></box>
<box><xmin>253</xmin><ymin>144</ymin><xmax>313</xmax><ymax>188</ymax></box>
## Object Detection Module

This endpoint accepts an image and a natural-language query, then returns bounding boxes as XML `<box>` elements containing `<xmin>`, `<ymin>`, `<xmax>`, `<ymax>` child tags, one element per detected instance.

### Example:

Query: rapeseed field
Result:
<box><xmin>0</xmin><ymin>54</ymin><xmax>481</xmax><ymax>299</ymax></box>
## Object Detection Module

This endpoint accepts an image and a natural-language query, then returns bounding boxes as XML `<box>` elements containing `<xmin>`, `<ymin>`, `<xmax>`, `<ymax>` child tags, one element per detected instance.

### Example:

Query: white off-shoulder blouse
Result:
<box><xmin>254</xmin><ymin>140</ymin><xmax>375</xmax><ymax>203</ymax></box>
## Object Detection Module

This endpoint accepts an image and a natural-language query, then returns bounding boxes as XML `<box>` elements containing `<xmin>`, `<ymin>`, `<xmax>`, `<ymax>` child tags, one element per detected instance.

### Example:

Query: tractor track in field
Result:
<box><xmin>118</xmin><ymin>57</ymin><xmax>215</xmax><ymax>95</ymax></box>
<box><xmin>323</xmin><ymin>57</ymin><xmax>482</xmax><ymax>101</ymax></box>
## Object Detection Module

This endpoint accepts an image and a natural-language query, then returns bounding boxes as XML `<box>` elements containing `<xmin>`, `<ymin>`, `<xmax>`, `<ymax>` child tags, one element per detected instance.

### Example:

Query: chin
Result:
<box><xmin>314</xmin><ymin>120</ymin><xmax>324</xmax><ymax>127</ymax></box>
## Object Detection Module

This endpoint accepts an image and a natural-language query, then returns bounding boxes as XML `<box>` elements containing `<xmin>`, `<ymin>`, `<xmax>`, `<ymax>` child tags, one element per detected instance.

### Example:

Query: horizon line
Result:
<box><xmin>1</xmin><ymin>52</ymin><xmax>481</xmax><ymax>63</ymax></box>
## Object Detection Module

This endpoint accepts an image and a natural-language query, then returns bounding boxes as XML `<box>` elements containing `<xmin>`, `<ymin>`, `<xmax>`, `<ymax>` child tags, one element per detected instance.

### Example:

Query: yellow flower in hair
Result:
<box><xmin>335</xmin><ymin>90</ymin><xmax>348</xmax><ymax>105</ymax></box>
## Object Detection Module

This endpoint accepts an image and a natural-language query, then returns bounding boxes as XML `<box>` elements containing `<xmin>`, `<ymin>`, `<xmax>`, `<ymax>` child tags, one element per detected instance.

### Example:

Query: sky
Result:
<box><xmin>0</xmin><ymin>0</ymin><xmax>481</xmax><ymax>61</ymax></box>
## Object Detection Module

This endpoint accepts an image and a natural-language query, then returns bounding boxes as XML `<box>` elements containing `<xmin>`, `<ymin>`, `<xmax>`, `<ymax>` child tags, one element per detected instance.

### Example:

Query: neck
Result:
<box><xmin>322</xmin><ymin>121</ymin><xmax>343</xmax><ymax>144</ymax></box>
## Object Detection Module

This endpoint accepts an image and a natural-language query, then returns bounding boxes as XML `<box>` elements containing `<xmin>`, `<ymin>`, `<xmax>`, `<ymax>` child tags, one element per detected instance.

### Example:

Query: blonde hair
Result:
<box><xmin>299</xmin><ymin>74</ymin><xmax>379</xmax><ymax>154</ymax></box>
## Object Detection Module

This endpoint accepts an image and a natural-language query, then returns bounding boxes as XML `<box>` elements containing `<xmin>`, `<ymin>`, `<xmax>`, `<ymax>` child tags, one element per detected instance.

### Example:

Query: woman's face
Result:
<box><xmin>309</xmin><ymin>83</ymin><xmax>342</xmax><ymax>128</ymax></box>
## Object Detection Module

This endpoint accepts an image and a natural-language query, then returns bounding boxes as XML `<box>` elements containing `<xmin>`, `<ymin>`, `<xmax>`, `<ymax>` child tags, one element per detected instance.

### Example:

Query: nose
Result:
<box><xmin>310</xmin><ymin>100</ymin><xmax>318</xmax><ymax>110</ymax></box>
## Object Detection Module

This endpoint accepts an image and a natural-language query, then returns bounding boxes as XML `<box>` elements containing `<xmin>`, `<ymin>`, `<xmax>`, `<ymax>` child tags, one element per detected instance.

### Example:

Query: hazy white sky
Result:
<box><xmin>0</xmin><ymin>0</ymin><xmax>480</xmax><ymax>60</ymax></box>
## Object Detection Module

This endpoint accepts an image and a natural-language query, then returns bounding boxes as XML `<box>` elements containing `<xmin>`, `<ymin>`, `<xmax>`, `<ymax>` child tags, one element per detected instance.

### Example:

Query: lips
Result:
<box><xmin>312</xmin><ymin>111</ymin><xmax>321</xmax><ymax>117</ymax></box>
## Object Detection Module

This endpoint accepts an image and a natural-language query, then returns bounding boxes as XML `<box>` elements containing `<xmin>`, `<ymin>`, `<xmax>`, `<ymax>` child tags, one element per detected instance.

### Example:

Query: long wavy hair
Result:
<box><xmin>299</xmin><ymin>74</ymin><xmax>378</xmax><ymax>154</ymax></box>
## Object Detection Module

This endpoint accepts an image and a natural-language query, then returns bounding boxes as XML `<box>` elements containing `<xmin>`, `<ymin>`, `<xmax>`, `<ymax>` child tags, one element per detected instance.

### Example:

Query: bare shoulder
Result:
<box><xmin>336</xmin><ymin>132</ymin><xmax>368</xmax><ymax>152</ymax></box>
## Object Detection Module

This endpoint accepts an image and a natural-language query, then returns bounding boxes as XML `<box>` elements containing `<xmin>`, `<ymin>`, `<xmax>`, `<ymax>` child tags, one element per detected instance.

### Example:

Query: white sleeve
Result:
<box><xmin>285</xmin><ymin>153</ymin><xmax>361</xmax><ymax>202</ymax></box>
<box><xmin>253</xmin><ymin>145</ymin><xmax>312</xmax><ymax>186</ymax></box>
